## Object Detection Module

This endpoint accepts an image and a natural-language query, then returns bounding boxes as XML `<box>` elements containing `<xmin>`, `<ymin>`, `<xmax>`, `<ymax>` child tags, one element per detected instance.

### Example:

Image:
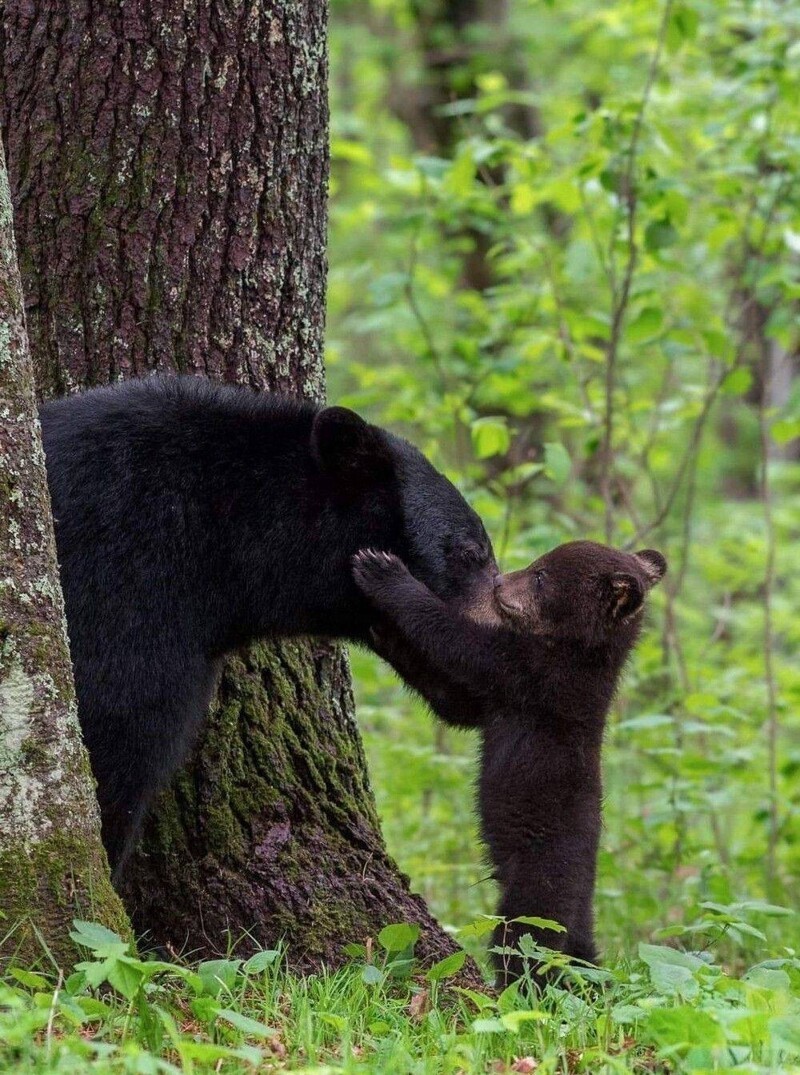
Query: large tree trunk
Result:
<box><xmin>1</xmin><ymin>0</ymin><xmax>461</xmax><ymax>968</ymax></box>
<box><xmin>0</xmin><ymin>142</ymin><xmax>130</xmax><ymax>967</ymax></box>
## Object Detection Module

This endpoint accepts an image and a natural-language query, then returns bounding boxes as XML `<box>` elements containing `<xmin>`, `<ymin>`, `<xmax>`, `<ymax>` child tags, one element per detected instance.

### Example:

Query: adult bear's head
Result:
<box><xmin>310</xmin><ymin>406</ymin><xmax>497</xmax><ymax>606</ymax></box>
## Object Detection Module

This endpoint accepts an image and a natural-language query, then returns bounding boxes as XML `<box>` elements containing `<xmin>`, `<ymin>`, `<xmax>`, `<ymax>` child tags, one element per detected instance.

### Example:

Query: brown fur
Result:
<box><xmin>352</xmin><ymin>540</ymin><xmax>666</xmax><ymax>985</ymax></box>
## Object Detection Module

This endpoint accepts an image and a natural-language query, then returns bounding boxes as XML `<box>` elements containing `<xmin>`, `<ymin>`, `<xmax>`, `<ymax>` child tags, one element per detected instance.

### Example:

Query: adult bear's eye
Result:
<box><xmin>461</xmin><ymin>542</ymin><xmax>491</xmax><ymax>567</ymax></box>
<box><xmin>533</xmin><ymin>569</ymin><xmax>547</xmax><ymax>591</ymax></box>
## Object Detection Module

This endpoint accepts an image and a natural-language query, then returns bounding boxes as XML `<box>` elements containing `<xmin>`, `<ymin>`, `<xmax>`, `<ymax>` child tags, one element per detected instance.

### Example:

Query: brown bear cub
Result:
<box><xmin>352</xmin><ymin>540</ymin><xmax>666</xmax><ymax>985</ymax></box>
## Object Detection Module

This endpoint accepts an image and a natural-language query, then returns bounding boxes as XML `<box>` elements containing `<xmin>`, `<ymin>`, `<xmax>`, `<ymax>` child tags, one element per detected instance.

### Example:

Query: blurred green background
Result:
<box><xmin>327</xmin><ymin>0</ymin><xmax>800</xmax><ymax>966</ymax></box>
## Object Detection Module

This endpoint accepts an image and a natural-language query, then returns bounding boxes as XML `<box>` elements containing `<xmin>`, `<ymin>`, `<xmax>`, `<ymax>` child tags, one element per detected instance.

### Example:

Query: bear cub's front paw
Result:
<box><xmin>351</xmin><ymin>549</ymin><xmax>410</xmax><ymax>596</ymax></box>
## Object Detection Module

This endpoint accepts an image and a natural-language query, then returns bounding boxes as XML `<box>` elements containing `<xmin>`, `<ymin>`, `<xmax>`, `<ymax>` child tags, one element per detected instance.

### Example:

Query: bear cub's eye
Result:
<box><xmin>533</xmin><ymin>569</ymin><xmax>546</xmax><ymax>590</ymax></box>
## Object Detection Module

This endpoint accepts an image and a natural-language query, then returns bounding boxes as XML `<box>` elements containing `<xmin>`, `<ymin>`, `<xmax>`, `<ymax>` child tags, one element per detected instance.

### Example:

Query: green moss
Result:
<box><xmin>0</xmin><ymin>832</ymin><xmax>132</xmax><ymax>970</ymax></box>
<box><xmin>18</xmin><ymin>739</ymin><xmax>48</xmax><ymax>767</ymax></box>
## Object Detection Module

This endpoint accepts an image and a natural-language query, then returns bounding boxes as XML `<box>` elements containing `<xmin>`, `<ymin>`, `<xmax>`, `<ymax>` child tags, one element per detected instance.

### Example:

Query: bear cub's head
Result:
<box><xmin>492</xmin><ymin>541</ymin><xmax>667</xmax><ymax>645</ymax></box>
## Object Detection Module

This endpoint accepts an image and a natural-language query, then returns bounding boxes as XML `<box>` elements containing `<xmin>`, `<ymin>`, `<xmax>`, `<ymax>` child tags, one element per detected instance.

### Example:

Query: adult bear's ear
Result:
<box><xmin>609</xmin><ymin>572</ymin><xmax>645</xmax><ymax>621</ymax></box>
<box><xmin>310</xmin><ymin>407</ymin><xmax>393</xmax><ymax>489</ymax></box>
<box><xmin>635</xmin><ymin>549</ymin><xmax>667</xmax><ymax>586</ymax></box>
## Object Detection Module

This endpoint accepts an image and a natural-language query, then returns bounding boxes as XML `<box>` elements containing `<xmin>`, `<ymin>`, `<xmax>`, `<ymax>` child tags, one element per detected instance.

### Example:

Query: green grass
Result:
<box><xmin>1</xmin><ymin>653</ymin><xmax>798</xmax><ymax>1074</ymax></box>
<box><xmin>0</xmin><ymin>909</ymin><xmax>798</xmax><ymax>1074</ymax></box>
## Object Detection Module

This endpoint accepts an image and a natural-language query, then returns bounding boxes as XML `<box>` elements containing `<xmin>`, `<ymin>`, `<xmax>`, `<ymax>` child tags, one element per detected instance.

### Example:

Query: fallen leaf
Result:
<box><xmin>408</xmin><ymin>989</ymin><xmax>430</xmax><ymax>1021</ymax></box>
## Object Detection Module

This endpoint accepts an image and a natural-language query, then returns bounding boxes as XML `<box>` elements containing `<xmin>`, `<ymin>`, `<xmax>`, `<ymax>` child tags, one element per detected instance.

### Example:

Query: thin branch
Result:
<box><xmin>541</xmin><ymin>248</ymin><xmax>599</xmax><ymax>421</ymax></box>
<box><xmin>759</xmin><ymin>349</ymin><xmax>780</xmax><ymax>894</ymax></box>
<box><xmin>404</xmin><ymin>221</ymin><xmax>449</xmax><ymax>390</ymax></box>
<box><xmin>626</xmin><ymin>362</ymin><xmax>727</xmax><ymax>547</ymax></box>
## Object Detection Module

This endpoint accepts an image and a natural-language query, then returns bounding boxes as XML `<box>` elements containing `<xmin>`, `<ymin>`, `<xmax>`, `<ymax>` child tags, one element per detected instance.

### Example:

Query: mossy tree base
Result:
<box><xmin>0</xmin><ymin>836</ymin><xmax>131</xmax><ymax>969</ymax></box>
<box><xmin>120</xmin><ymin>641</ymin><xmax>464</xmax><ymax>970</ymax></box>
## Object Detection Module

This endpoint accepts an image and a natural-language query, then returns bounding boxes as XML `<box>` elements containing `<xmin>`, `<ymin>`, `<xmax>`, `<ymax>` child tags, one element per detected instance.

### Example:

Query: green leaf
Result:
<box><xmin>75</xmin><ymin>958</ymin><xmax>114</xmax><ymax>989</ymax></box>
<box><xmin>500</xmin><ymin>1010</ymin><xmax>548</xmax><ymax>1032</ymax></box>
<box><xmin>472</xmin><ymin>1017</ymin><xmax>507</xmax><ymax>1034</ymax></box>
<box><xmin>543</xmin><ymin>442</ymin><xmax>571</xmax><ymax>484</ymax></box>
<box><xmin>648</xmin><ymin>960</ymin><xmax>698</xmax><ymax>997</ymax></box>
<box><xmin>197</xmin><ymin>959</ymin><xmax>242</xmax><ymax>997</ymax></box>
<box><xmin>510</xmin><ymin>183</ymin><xmax>537</xmax><ymax>215</ymax></box>
<box><xmin>627</xmin><ymin>307</ymin><xmax>664</xmax><ymax>343</ymax></box>
<box><xmin>377</xmin><ymin>923</ymin><xmax>420</xmax><ymax>953</ymax></box>
<box><xmin>638</xmin><ymin>945</ymin><xmax>703</xmax><ymax>996</ymax></box>
<box><xmin>771</xmin><ymin>1015</ymin><xmax>800</xmax><ymax>1052</ymax></box>
<box><xmin>638</xmin><ymin>943</ymin><xmax>704</xmax><ymax>971</ymax></box>
<box><xmin>64</xmin><ymin>971</ymin><xmax>88</xmax><ymax>996</ymax></box>
<box><xmin>8</xmin><ymin>968</ymin><xmax>50</xmax><ymax>990</ymax></box>
<box><xmin>772</xmin><ymin>418</ymin><xmax>800</xmax><ymax>444</ymax></box>
<box><xmin>645</xmin><ymin>1007</ymin><xmax>725</xmax><ymax>1050</ymax></box>
<box><xmin>69</xmin><ymin>920</ymin><xmax>126</xmax><ymax>954</ymax></box>
<box><xmin>746</xmin><ymin>967</ymin><xmax>790</xmax><ymax>992</ymax></box>
<box><xmin>444</xmin><ymin>150</ymin><xmax>476</xmax><ymax>198</ymax></box>
<box><xmin>243</xmin><ymin>950</ymin><xmax>280</xmax><ymax>974</ymax></box>
<box><xmin>453</xmin><ymin>986</ymin><xmax>496</xmax><ymax>1012</ymax></box>
<box><xmin>472</xmin><ymin>417</ymin><xmax>511</xmax><ymax>459</ymax></box>
<box><xmin>617</xmin><ymin>713</ymin><xmax>673</xmax><ymax>731</ymax></box>
<box><xmin>666</xmin><ymin>3</ymin><xmax>700</xmax><ymax>52</ymax></box>
<box><xmin>319</xmin><ymin>1013</ymin><xmax>347</xmax><ymax>1031</ymax></box>
<box><xmin>425</xmin><ymin>950</ymin><xmax>466</xmax><ymax>981</ymax></box>
<box><xmin>106</xmin><ymin>957</ymin><xmax>145</xmax><ymax>1001</ymax></box>
<box><xmin>722</xmin><ymin>900</ymin><xmax>794</xmax><ymax>917</ymax></box>
<box><xmin>368</xmin><ymin>1019</ymin><xmax>391</xmax><ymax>1035</ymax></box>
<box><xmin>179</xmin><ymin>1040</ymin><xmax>262</xmax><ymax>1065</ymax></box>
<box><xmin>361</xmin><ymin>964</ymin><xmax>383</xmax><ymax>986</ymax></box>
<box><xmin>190</xmin><ymin>995</ymin><xmax>218</xmax><ymax>1024</ymax></box>
<box><xmin>645</xmin><ymin>220</ymin><xmax>678</xmax><ymax>252</ymax></box>
<box><xmin>458</xmin><ymin>915</ymin><xmax>502</xmax><ymax>939</ymax></box>
<box><xmin>612</xmin><ymin>1004</ymin><xmax>646</xmax><ymax>1025</ymax></box>
<box><xmin>214</xmin><ymin>1007</ymin><xmax>277</xmax><ymax>1038</ymax></box>
<box><xmin>330</xmin><ymin>138</ymin><xmax>372</xmax><ymax>166</ymax></box>
<box><xmin>721</xmin><ymin>367</ymin><xmax>753</xmax><ymax>396</ymax></box>
<box><xmin>513</xmin><ymin>915</ymin><xmax>567</xmax><ymax>932</ymax></box>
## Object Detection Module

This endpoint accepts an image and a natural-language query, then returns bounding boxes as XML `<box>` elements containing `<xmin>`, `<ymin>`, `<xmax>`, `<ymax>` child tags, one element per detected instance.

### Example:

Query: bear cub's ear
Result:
<box><xmin>311</xmin><ymin>407</ymin><xmax>393</xmax><ymax>489</ymax></box>
<box><xmin>609</xmin><ymin>573</ymin><xmax>646</xmax><ymax>621</ymax></box>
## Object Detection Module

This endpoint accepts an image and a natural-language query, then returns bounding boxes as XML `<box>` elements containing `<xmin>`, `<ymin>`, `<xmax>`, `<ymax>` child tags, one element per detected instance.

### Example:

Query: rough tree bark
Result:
<box><xmin>0</xmin><ymin>143</ymin><xmax>130</xmax><ymax>967</ymax></box>
<box><xmin>0</xmin><ymin>0</ymin><xmax>463</xmax><ymax>968</ymax></box>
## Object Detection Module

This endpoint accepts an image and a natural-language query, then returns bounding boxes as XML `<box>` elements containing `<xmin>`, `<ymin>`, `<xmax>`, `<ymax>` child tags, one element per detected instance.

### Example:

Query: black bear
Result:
<box><xmin>351</xmin><ymin>540</ymin><xmax>666</xmax><ymax>984</ymax></box>
<box><xmin>40</xmin><ymin>376</ymin><xmax>496</xmax><ymax>873</ymax></box>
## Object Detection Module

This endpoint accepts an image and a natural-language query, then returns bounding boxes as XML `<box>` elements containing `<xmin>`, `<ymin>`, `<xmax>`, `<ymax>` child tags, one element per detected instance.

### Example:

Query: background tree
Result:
<box><xmin>0</xmin><ymin>144</ymin><xmax>129</xmax><ymax>967</ymax></box>
<box><xmin>0</xmin><ymin>0</ymin><xmax>460</xmax><ymax>968</ymax></box>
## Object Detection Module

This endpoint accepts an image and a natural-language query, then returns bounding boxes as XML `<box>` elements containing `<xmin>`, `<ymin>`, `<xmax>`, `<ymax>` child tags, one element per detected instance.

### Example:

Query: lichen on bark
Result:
<box><xmin>0</xmin><ymin>143</ymin><xmax>130</xmax><ymax>968</ymax></box>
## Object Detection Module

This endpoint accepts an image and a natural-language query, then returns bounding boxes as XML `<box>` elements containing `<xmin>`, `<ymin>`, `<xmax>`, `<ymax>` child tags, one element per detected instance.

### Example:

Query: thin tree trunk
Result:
<box><xmin>0</xmin><ymin>142</ymin><xmax>130</xmax><ymax>968</ymax></box>
<box><xmin>1</xmin><ymin>0</ymin><xmax>463</xmax><ymax>968</ymax></box>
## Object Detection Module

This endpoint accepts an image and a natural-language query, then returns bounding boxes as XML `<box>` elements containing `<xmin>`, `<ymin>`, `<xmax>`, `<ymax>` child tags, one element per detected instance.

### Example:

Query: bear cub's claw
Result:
<box><xmin>351</xmin><ymin>548</ymin><xmax>409</xmax><ymax>594</ymax></box>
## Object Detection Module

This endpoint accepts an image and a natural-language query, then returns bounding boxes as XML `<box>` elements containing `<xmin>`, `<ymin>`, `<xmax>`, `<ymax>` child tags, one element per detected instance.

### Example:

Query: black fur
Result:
<box><xmin>352</xmin><ymin>541</ymin><xmax>666</xmax><ymax>985</ymax></box>
<box><xmin>40</xmin><ymin>376</ymin><xmax>495</xmax><ymax>873</ymax></box>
